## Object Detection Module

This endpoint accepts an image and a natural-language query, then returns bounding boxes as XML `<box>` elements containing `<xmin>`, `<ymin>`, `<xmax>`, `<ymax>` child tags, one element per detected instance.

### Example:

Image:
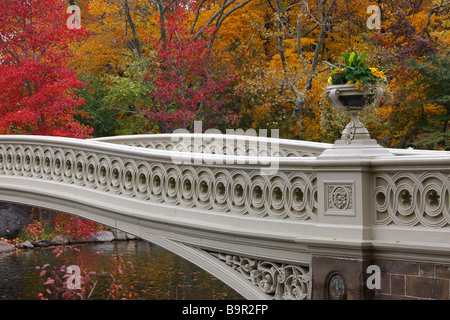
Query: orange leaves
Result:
<box><xmin>20</xmin><ymin>219</ymin><xmax>45</xmax><ymax>242</ymax></box>
<box><xmin>35</xmin><ymin>0</ymin><xmax>447</xmax><ymax>147</ymax></box>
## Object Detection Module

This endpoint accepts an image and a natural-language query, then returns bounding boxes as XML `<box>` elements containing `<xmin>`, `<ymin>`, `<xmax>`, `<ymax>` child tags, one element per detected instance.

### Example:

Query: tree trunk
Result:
<box><xmin>122</xmin><ymin>0</ymin><xmax>142</xmax><ymax>58</ymax></box>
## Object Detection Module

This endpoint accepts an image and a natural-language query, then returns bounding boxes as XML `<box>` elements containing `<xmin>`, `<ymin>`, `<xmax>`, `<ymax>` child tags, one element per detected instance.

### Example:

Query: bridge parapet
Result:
<box><xmin>0</xmin><ymin>134</ymin><xmax>321</xmax><ymax>299</ymax></box>
<box><xmin>0</xmin><ymin>135</ymin><xmax>322</xmax><ymax>222</ymax></box>
<box><xmin>95</xmin><ymin>133</ymin><xmax>450</xmax><ymax>158</ymax></box>
<box><xmin>0</xmin><ymin>134</ymin><xmax>449</xmax><ymax>300</ymax></box>
<box><xmin>95</xmin><ymin>133</ymin><xmax>332</xmax><ymax>158</ymax></box>
<box><xmin>371</xmin><ymin>157</ymin><xmax>450</xmax><ymax>242</ymax></box>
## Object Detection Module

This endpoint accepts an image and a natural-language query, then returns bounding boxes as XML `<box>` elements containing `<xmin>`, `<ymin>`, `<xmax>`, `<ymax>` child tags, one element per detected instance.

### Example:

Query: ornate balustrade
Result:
<box><xmin>0</xmin><ymin>134</ymin><xmax>449</xmax><ymax>299</ymax></box>
<box><xmin>0</xmin><ymin>135</ymin><xmax>320</xmax><ymax>222</ymax></box>
<box><xmin>95</xmin><ymin>133</ymin><xmax>450</xmax><ymax>157</ymax></box>
<box><xmin>1</xmin><ymin>134</ymin><xmax>448</xmax><ymax>243</ymax></box>
<box><xmin>371</xmin><ymin>157</ymin><xmax>450</xmax><ymax>249</ymax></box>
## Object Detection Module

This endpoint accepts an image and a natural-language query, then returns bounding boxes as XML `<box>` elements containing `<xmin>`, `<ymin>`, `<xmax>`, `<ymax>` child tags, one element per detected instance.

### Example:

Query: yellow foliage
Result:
<box><xmin>62</xmin><ymin>0</ymin><xmax>448</xmax><ymax>147</ymax></box>
<box><xmin>70</xmin><ymin>0</ymin><xmax>158</xmax><ymax>75</ymax></box>
<box><xmin>424</xmin><ymin>103</ymin><xmax>447</xmax><ymax>116</ymax></box>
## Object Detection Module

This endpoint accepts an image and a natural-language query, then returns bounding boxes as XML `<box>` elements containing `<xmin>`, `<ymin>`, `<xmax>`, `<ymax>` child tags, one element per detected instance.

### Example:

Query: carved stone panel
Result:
<box><xmin>324</xmin><ymin>182</ymin><xmax>355</xmax><ymax>216</ymax></box>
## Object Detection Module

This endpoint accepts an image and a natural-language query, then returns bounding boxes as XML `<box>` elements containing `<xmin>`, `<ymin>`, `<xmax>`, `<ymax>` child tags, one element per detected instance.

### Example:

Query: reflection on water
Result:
<box><xmin>0</xmin><ymin>241</ymin><xmax>243</xmax><ymax>300</ymax></box>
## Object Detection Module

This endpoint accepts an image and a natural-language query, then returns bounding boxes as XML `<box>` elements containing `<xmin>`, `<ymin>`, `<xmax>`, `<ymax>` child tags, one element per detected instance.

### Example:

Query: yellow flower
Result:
<box><xmin>328</xmin><ymin>77</ymin><xmax>332</xmax><ymax>84</ymax></box>
<box><xmin>370</xmin><ymin>67</ymin><xmax>385</xmax><ymax>79</ymax></box>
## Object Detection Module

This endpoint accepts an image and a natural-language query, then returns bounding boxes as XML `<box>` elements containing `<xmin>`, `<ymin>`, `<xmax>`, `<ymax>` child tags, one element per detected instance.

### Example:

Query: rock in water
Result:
<box><xmin>16</xmin><ymin>241</ymin><xmax>34</xmax><ymax>249</ymax></box>
<box><xmin>53</xmin><ymin>235</ymin><xmax>70</xmax><ymax>245</ymax></box>
<box><xmin>31</xmin><ymin>239</ymin><xmax>58</xmax><ymax>247</ymax></box>
<box><xmin>0</xmin><ymin>240</ymin><xmax>15</xmax><ymax>253</ymax></box>
<box><xmin>113</xmin><ymin>229</ymin><xmax>127</xmax><ymax>241</ymax></box>
<box><xmin>126</xmin><ymin>233</ymin><xmax>137</xmax><ymax>240</ymax></box>
<box><xmin>94</xmin><ymin>231</ymin><xmax>115</xmax><ymax>242</ymax></box>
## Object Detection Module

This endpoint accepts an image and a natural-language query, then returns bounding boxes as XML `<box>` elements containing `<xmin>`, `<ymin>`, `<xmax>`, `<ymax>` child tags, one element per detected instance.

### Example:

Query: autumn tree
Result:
<box><xmin>0</xmin><ymin>0</ymin><xmax>92</xmax><ymax>138</ymax></box>
<box><xmin>362</xmin><ymin>0</ymin><xmax>449</xmax><ymax>148</ymax></box>
<box><xmin>230</xmin><ymin>0</ymin><xmax>343</xmax><ymax>139</ymax></box>
<box><xmin>403</xmin><ymin>56</ymin><xmax>450</xmax><ymax>150</ymax></box>
<box><xmin>145</xmin><ymin>8</ymin><xmax>241</xmax><ymax>132</ymax></box>
<box><xmin>71</xmin><ymin>0</ymin><xmax>250</xmax><ymax>134</ymax></box>
<box><xmin>65</xmin><ymin>0</ymin><xmax>449</xmax><ymax>148</ymax></box>
<box><xmin>0</xmin><ymin>0</ymin><xmax>98</xmax><ymax>238</ymax></box>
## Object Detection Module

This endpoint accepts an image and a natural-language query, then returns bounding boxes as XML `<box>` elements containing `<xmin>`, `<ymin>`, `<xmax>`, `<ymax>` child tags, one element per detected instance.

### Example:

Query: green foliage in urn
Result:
<box><xmin>328</xmin><ymin>52</ymin><xmax>387</xmax><ymax>91</ymax></box>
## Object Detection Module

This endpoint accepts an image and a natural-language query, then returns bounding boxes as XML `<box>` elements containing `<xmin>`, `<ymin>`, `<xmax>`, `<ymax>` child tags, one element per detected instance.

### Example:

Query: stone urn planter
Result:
<box><xmin>326</xmin><ymin>84</ymin><xmax>383</xmax><ymax>143</ymax></box>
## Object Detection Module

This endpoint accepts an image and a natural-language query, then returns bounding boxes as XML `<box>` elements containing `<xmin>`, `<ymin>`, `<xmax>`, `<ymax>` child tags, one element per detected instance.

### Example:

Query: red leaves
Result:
<box><xmin>39</xmin><ymin>263</ymin><xmax>50</xmax><ymax>277</ymax></box>
<box><xmin>52</xmin><ymin>214</ymin><xmax>102</xmax><ymax>243</ymax></box>
<box><xmin>366</xmin><ymin>13</ymin><xmax>436</xmax><ymax>63</ymax></box>
<box><xmin>0</xmin><ymin>0</ymin><xmax>88</xmax><ymax>66</ymax></box>
<box><xmin>127</xmin><ymin>261</ymin><xmax>135</xmax><ymax>271</ymax></box>
<box><xmin>0</xmin><ymin>60</ymin><xmax>92</xmax><ymax>138</ymax></box>
<box><xmin>144</xmin><ymin>6</ymin><xmax>241</xmax><ymax>132</ymax></box>
<box><xmin>0</xmin><ymin>0</ymin><xmax>92</xmax><ymax>138</ymax></box>
<box><xmin>58</xmin><ymin>216</ymin><xmax>100</xmax><ymax>238</ymax></box>
<box><xmin>36</xmin><ymin>247</ymin><xmax>137</xmax><ymax>300</ymax></box>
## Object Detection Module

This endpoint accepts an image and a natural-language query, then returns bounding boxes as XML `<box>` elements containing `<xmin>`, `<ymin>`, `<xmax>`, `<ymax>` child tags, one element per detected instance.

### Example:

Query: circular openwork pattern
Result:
<box><xmin>374</xmin><ymin>172</ymin><xmax>450</xmax><ymax>228</ymax></box>
<box><xmin>247</xmin><ymin>173</ymin><xmax>268</xmax><ymax>217</ymax></box>
<box><xmin>0</xmin><ymin>143</ymin><xmax>319</xmax><ymax>222</ymax></box>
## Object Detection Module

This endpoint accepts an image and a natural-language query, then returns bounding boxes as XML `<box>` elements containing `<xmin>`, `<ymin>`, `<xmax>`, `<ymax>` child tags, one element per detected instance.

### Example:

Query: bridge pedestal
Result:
<box><xmin>311</xmin><ymin>137</ymin><xmax>388</xmax><ymax>300</ymax></box>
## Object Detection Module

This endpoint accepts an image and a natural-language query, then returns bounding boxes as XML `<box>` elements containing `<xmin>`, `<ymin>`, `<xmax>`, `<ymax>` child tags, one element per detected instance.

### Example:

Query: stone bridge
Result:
<box><xmin>0</xmin><ymin>132</ymin><xmax>449</xmax><ymax>300</ymax></box>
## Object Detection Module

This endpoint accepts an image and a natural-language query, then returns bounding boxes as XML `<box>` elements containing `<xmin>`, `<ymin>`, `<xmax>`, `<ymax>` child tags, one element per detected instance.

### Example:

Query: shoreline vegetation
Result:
<box><xmin>0</xmin><ymin>228</ymin><xmax>138</xmax><ymax>254</ymax></box>
<box><xmin>0</xmin><ymin>206</ymin><xmax>137</xmax><ymax>254</ymax></box>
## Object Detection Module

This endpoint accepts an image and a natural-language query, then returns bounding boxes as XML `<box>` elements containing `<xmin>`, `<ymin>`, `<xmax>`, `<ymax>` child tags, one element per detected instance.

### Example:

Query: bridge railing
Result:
<box><xmin>371</xmin><ymin>156</ymin><xmax>450</xmax><ymax>246</ymax></box>
<box><xmin>95</xmin><ymin>133</ymin><xmax>450</xmax><ymax>158</ymax></box>
<box><xmin>0</xmin><ymin>135</ymin><xmax>321</xmax><ymax>223</ymax></box>
<box><xmin>0</xmin><ymin>134</ymin><xmax>449</xmax><ymax>248</ymax></box>
<box><xmin>94</xmin><ymin>133</ymin><xmax>332</xmax><ymax>157</ymax></box>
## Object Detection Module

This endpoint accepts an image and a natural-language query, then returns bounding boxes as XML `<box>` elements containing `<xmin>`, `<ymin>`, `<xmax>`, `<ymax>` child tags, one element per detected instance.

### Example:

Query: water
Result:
<box><xmin>0</xmin><ymin>241</ymin><xmax>243</xmax><ymax>300</ymax></box>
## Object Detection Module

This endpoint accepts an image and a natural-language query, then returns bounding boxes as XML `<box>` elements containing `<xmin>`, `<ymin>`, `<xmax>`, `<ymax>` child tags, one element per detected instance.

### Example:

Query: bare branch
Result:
<box><xmin>424</xmin><ymin>0</ymin><xmax>450</xmax><ymax>38</ymax></box>
<box><xmin>296</xmin><ymin>0</ymin><xmax>308</xmax><ymax>70</ymax></box>
<box><xmin>118</xmin><ymin>0</ymin><xmax>143</xmax><ymax>57</ymax></box>
<box><xmin>189</xmin><ymin>0</ymin><xmax>206</xmax><ymax>35</ymax></box>
<box><xmin>192</xmin><ymin>0</ymin><xmax>236</xmax><ymax>42</ymax></box>
<box><xmin>210</xmin><ymin>0</ymin><xmax>253</xmax><ymax>47</ymax></box>
<box><xmin>309</xmin><ymin>0</ymin><xmax>336</xmax><ymax>77</ymax></box>
<box><xmin>291</xmin><ymin>0</ymin><xmax>337</xmax><ymax>118</ymax></box>
<box><xmin>275</xmin><ymin>0</ymin><xmax>288</xmax><ymax>73</ymax></box>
